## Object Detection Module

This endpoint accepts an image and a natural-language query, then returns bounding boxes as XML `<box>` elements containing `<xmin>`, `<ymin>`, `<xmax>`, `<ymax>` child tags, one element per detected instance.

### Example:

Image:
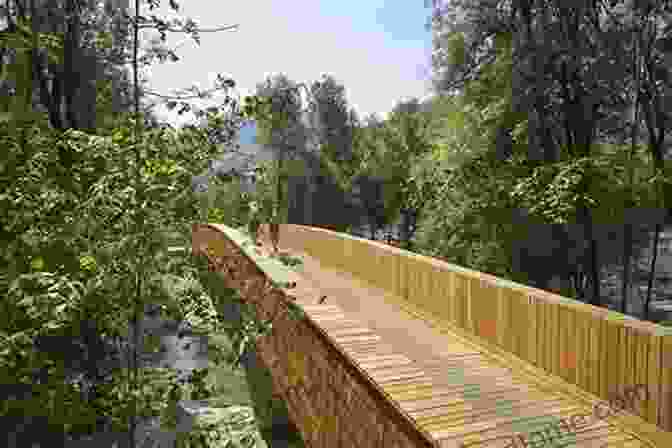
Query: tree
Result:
<box><xmin>418</xmin><ymin>5</ymin><xmax>537</xmax><ymax>281</ymax></box>
<box><xmin>308</xmin><ymin>74</ymin><xmax>354</xmax><ymax>162</ymax></box>
<box><xmin>617</xmin><ymin>0</ymin><xmax>672</xmax><ymax>317</ymax></box>
<box><xmin>0</xmin><ymin>0</ymin><xmax>130</xmax><ymax>131</ymax></box>
<box><xmin>339</xmin><ymin>113</ymin><xmax>394</xmax><ymax>239</ymax></box>
<box><xmin>411</xmin><ymin>93</ymin><xmax>533</xmax><ymax>281</ymax></box>
<box><xmin>378</xmin><ymin>98</ymin><xmax>435</xmax><ymax>249</ymax></box>
<box><xmin>250</xmin><ymin>73</ymin><xmax>308</xmax><ymax>225</ymax></box>
<box><xmin>424</xmin><ymin>0</ymin><xmax>672</xmax><ymax>310</ymax></box>
<box><xmin>0</xmin><ymin>1</ymin><xmax>306</xmax><ymax>447</ymax></box>
<box><xmin>303</xmin><ymin>74</ymin><xmax>358</xmax><ymax>231</ymax></box>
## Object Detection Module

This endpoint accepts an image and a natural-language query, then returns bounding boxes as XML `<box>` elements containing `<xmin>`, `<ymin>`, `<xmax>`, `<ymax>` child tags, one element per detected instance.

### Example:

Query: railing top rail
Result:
<box><xmin>287</xmin><ymin>224</ymin><xmax>672</xmax><ymax>336</ymax></box>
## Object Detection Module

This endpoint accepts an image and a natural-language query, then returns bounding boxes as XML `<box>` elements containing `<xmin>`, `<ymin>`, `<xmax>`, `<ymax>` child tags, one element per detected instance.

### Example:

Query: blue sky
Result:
<box><xmin>143</xmin><ymin>1</ymin><xmax>434</xmax><ymax>130</ymax></box>
<box><xmin>238</xmin><ymin>123</ymin><xmax>256</xmax><ymax>145</ymax></box>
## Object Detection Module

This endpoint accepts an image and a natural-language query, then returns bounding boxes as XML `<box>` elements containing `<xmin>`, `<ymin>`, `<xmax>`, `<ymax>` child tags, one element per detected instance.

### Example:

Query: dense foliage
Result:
<box><xmin>0</xmin><ymin>1</ymin><xmax>305</xmax><ymax>447</ymax></box>
<box><xmin>409</xmin><ymin>0</ymin><xmax>672</xmax><ymax>312</ymax></box>
<box><xmin>6</xmin><ymin>0</ymin><xmax>672</xmax><ymax>446</ymax></box>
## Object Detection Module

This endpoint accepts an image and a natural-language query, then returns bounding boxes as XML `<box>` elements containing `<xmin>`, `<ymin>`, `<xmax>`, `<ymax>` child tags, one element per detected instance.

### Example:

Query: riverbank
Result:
<box><xmin>5</xmin><ymin>289</ymin><xmax>304</xmax><ymax>447</ymax></box>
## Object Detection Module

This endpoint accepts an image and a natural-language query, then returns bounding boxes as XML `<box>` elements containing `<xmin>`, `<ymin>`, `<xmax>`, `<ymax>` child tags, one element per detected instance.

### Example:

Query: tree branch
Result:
<box><xmin>136</xmin><ymin>24</ymin><xmax>239</xmax><ymax>33</ymax></box>
<box><xmin>143</xmin><ymin>89</ymin><xmax>205</xmax><ymax>100</ymax></box>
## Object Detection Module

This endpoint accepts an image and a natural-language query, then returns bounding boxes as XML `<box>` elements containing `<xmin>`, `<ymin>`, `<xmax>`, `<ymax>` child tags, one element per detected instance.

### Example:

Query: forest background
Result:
<box><xmin>3</xmin><ymin>0</ymin><xmax>672</xmax><ymax>447</ymax></box>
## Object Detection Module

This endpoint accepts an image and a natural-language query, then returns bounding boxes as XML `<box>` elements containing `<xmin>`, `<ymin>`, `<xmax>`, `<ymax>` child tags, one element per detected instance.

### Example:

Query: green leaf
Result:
<box><xmin>30</xmin><ymin>257</ymin><xmax>45</xmax><ymax>271</ymax></box>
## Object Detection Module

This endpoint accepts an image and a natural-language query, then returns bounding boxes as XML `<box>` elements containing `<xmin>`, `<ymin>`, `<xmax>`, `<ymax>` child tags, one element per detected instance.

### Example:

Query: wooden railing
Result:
<box><xmin>269</xmin><ymin>224</ymin><xmax>672</xmax><ymax>432</ymax></box>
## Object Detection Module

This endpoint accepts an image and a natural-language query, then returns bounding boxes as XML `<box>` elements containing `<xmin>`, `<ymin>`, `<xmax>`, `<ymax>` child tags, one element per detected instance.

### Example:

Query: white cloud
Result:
<box><xmin>142</xmin><ymin>0</ymin><xmax>433</xmax><ymax>127</ymax></box>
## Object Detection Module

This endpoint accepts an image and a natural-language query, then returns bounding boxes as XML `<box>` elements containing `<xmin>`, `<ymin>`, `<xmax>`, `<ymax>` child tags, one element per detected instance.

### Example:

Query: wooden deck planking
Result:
<box><xmin>238</xmin><ymin>239</ymin><xmax>671</xmax><ymax>448</ymax></box>
<box><xmin>297</xmin><ymin>292</ymin><xmax>664</xmax><ymax>447</ymax></box>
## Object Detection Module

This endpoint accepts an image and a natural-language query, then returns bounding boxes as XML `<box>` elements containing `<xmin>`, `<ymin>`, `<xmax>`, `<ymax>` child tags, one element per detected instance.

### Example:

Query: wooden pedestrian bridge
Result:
<box><xmin>191</xmin><ymin>223</ymin><xmax>672</xmax><ymax>448</ymax></box>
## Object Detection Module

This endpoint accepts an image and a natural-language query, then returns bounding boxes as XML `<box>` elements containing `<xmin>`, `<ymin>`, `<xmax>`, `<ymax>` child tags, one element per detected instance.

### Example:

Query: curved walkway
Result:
<box><xmin>263</xmin><ymin>241</ymin><xmax>672</xmax><ymax>448</ymax></box>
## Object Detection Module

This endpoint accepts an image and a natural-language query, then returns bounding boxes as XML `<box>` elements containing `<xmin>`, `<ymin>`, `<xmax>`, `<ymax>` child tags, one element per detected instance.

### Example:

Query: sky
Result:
<box><xmin>142</xmin><ymin>0</ymin><xmax>435</xmax><ymax>131</ymax></box>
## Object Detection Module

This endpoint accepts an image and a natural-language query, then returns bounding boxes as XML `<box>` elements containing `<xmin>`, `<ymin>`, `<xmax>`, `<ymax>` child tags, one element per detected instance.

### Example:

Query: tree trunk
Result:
<box><xmin>63</xmin><ymin>0</ymin><xmax>81</xmax><ymax>129</ymax></box>
<box><xmin>581</xmin><ymin>207</ymin><xmax>601</xmax><ymax>307</ymax></box>
<box><xmin>570</xmin><ymin>269</ymin><xmax>587</xmax><ymax>301</ymax></box>
<box><xmin>400</xmin><ymin>209</ymin><xmax>410</xmax><ymax>247</ymax></box>
<box><xmin>622</xmin><ymin>23</ymin><xmax>639</xmax><ymax>316</ymax></box>
<box><xmin>276</xmin><ymin>152</ymin><xmax>286</xmax><ymax>224</ymax></box>
<box><xmin>587</xmin><ymin>236</ymin><xmax>601</xmax><ymax>306</ymax></box>
<box><xmin>644</xmin><ymin>224</ymin><xmax>661</xmax><ymax>320</ymax></box>
<box><xmin>622</xmin><ymin>223</ymin><xmax>632</xmax><ymax>313</ymax></box>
